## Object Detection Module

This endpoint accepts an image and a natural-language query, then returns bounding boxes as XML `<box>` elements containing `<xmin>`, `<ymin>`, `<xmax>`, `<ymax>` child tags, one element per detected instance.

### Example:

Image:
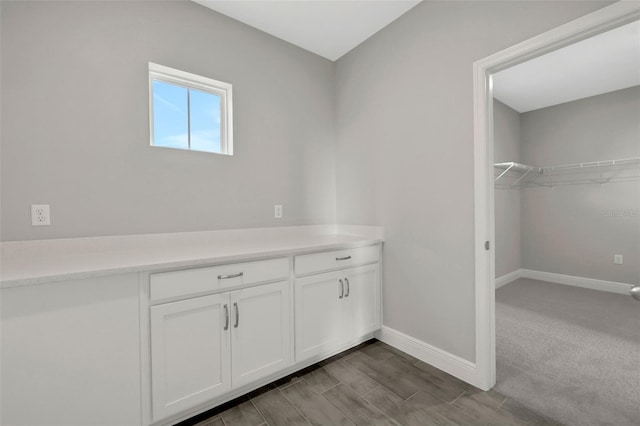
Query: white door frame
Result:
<box><xmin>472</xmin><ymin>0</ymin><xmax>640</xmax><ymax>391</ymax></box>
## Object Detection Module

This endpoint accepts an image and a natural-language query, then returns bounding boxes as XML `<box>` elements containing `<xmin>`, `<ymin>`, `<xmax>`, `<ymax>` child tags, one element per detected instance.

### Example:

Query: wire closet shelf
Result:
<box><xmin>494</xmin><ymin>157</ymin><xmax>640</xmax><ymax>188</ymax></box>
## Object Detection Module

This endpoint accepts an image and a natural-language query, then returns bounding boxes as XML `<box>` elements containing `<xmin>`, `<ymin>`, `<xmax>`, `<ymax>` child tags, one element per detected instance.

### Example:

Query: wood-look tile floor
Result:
<box><xmin>180</xmin><ymin>340</ymin><xmax>561</xmax><ymax>426</ymax></box>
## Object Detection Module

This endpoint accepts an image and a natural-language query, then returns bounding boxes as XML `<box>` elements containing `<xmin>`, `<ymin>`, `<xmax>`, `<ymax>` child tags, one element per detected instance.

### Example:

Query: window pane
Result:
<box><xmin>152</xmin><ymin>80</ymin><xmax>188</xmax><ymax>150</ymax></box>
<box><xmin>189</xmin><ymin>89</ymin><xmax>222</xmax><ymax>153</ymax></box>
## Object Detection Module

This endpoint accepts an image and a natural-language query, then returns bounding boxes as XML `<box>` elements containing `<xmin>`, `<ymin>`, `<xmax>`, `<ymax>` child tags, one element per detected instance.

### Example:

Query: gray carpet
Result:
<box><xmin>495</xmin><ymin>278</ymin><xmax>640</xmax><ymax>426</ymax></box>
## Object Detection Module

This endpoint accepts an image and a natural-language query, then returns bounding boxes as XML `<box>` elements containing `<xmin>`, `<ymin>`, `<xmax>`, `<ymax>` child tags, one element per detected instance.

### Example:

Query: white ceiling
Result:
<box><xmin>493</xmin><ymin>20</ymin><xmax>640</xmax><ymax>113</ymax></box>
<box><xmin>193</xmin><ymin>1</ymin><xmax>637</xmax><ymax>111</ymax></box>
<box><xmin>193</xmin><ymin>0</ymin><xmax>422</xmax><ymax>61</ymax></box>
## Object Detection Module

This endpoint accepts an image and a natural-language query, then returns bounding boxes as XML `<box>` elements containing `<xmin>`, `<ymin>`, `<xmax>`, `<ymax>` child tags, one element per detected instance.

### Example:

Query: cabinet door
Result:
<box><xmin>230</xmin><ymin>281</ymin><xmax>291</xmax><ymax>388</ymax></box>
<box><xmin>150</xmin><ymin>294</ymin><xmax>231</xmax><ymax>421</ymax></box>
<box><xmin>295</xmin><ymin>271</ymin><xmax>343</xmax><ymax>362</ymax></box>
<box><xmin>343</xmin><ymin>264</ymin><xmax>380</xmax><ymax>341</ymax></box>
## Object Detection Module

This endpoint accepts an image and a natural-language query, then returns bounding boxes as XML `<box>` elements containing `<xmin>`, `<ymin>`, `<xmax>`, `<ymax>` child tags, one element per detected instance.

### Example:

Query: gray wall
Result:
<box><xmin>2</xmin><ymin>0</ymin><xmax>617</xmax><ymax>363</ymax></box>
<box><xmin>1</xmin><ymin>1</ymin><xmax>336</xmax><ymax>241</ymax></box>
<box><xmin>494</xmin><ymin>100</ymin><xmax>522</xmax><ymax>278</ymax></box>
<box><xmin>335</xmin><ymin>0</ymin><xmax>609</xmax><ymax>361</ymax></box>
<box><xmin>521</xmin><ymin>87</ymin><xmax>640</xmax><ymax>285</ymax></box>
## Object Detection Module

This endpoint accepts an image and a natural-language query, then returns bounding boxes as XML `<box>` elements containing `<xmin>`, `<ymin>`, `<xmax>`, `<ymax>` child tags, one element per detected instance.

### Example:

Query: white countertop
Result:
<box><xmin>0</xmin><ymin>225</ymin><xmax>383</xmax><ymax>288</ymax></box>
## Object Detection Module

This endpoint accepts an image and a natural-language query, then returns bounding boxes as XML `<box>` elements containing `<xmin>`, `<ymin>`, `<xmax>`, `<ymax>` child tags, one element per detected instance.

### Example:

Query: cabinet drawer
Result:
<box><xmin>150</xmin><ymin>257</ymin><xmax>289</xmax><ymax>301</ymax></box>
<box><xmin>294</xmin><ymin>245</ymin><xmax>379</xmax><ymax>276</ymax></box>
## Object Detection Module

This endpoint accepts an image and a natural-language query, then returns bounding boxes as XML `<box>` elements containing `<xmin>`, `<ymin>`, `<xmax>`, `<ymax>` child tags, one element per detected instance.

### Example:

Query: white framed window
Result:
<box><xmin>148</xmin><ymin>62</ymin><xmax>233</xmax><ymax>155</ymax></box>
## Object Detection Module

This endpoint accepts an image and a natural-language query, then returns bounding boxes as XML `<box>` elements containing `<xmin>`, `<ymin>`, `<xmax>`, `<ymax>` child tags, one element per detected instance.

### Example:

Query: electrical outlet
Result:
<box><xmin>614</xmin><ymin>254</ymin><xmax>623</xmax><ymax>265</ymax></box>
<box><xmin>274</xmin><ymin>204</ymin><xmax>283</xmax><ymax>219</ymax></box>
<box><xmin>31</xmin><ymin>204</ymin><xmax>51</xmax><ymax>226</ymax></box>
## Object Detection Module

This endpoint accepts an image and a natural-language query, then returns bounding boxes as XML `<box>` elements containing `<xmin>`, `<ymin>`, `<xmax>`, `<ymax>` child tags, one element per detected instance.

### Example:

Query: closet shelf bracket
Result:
<box><xmin>494</xmin><ymin>162</ymin><xmax>541</xmax><ymax>187</ymax></box>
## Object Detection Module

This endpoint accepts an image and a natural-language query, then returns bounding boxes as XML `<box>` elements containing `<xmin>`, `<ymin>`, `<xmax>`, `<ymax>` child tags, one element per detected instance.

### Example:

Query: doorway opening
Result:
<box><xmin>472</xmin><ymin>0</ymin><xmax>640</xmax><ymax>395</ymax></box>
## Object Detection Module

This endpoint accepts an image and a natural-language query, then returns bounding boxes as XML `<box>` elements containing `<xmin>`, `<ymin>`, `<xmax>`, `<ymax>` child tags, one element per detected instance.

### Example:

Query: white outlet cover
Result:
<box><xmin>614</xmin><ymin>254</ymin><xmax>623</xmax><ymax>265</ymax></box>
<box><xmin>31</xmin><ymin>204</ymin><xmax>51</xmax><ymax>226</ymax></box>
<box><xmin>274</xmin><ymin>205</ymin><xmax>283</xmax><ymax>219</ymax></box>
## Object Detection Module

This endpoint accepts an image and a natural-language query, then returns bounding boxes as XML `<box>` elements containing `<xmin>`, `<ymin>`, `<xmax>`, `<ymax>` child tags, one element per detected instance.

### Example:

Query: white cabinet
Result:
<box><xmin>150</xmin><ymin>280</ymin><xmax>291</xmax><ymax>421</ymax></box>
<box><xmin>294</xmin><ymin>245</ymin><xmax>380</xmax><ymax>276</ymax></box>
<box><xmin>150</xmin><ymin>294</ymin><xmax>231</xmax><ymax>421</ymax></box>
<box><xmin>150</xmin><ymin>258</ymin><xmax>289</xmax><ymax>302</ymax></box>
<box><xmin>1</xmin><ymin>275</ymin><xmax>142</xmax><ymax>426</ymax></box>
<box><xmin>1</xmin><ymin>236</ymin><xmax>382</xmax><ymax>426</ymax></box>
<box><xmin>295</xmin><ymin>263</ymin><xmax>380</xmax><ymax>362</ymax></box>
<box><xmin>342</xmin><ymin>264</ymin><xmax>379</xmax><ymax>341</ymax></box>
<box><xmin>149</xmin><ymin>245</ymin><xmax>380</xmax><ymax>422</ymax></box>
<box><xmin>295</xmin><ymin>271</ymin><xmax>344</xmax><ymax>361</ymax></box>
<box><xmin>231</xmin><ymin>281</ymin><xmax>291</xmax><ymax>388</ymax></box>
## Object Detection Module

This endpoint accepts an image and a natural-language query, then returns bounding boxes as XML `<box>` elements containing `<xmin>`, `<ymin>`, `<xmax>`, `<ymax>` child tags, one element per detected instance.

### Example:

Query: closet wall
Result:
<box><xmin>520</xmin><ymin>86</ymin><xmax>640</xmax><ymax>285</ymax></box>
<box><xmin>495</xmin><ymin>86</ymin><xmax>640</xmax><ymax>285</ymax></box>
<box><xmin>494</xmin><ymin>100</ymin><xmax>522</xmax><ymax>278</ymax></box>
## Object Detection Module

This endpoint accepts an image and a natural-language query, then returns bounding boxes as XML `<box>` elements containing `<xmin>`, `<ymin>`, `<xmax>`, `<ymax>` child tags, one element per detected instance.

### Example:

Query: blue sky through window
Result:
<box><xmin>190</xmin><ymin>89</ymin><xmax>222</xmax><ymax>153</ymax></box>
<box><xmin>152</xmin><ymin>80</ymin><xmax>222</xmax><ymax>153</ymax></box>
<box><xmin>153</xmin><ymin>80</ymin><xmax>188</xmax><ymax>150</ymax></box>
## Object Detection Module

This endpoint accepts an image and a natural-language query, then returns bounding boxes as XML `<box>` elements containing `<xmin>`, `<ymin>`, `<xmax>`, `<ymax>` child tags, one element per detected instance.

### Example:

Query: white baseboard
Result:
<box><xmin>520</xmin><ymin>269</ymin><xmax>632</xmax><ymax>295</ymax></box>
<box><xmin>377</xmin><ymin>271</ymin><xmax>632</xmax><ymax>394</ymax></box>
<box><xmin>495</xmin><ymin>269</ymin><xmax>522</xmax><ymax>289</ymax></box>
<box><xmin>375</xmin><ymin>326</ymin><xmax>481</xmax><ymax>389</ymax></box>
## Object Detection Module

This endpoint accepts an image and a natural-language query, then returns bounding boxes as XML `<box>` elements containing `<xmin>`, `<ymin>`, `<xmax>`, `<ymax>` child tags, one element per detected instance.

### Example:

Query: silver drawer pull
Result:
<box><xmin>339</xmin><ymin>279</ymin><xmax>344</xmax><ymax>299</ymax></box>
<box><xmin>233</xmin><ymin>302</ymin><xmax>239</xmax><ymax>328</ymax></box>
<box><xmin>218</xmin><ymin>272</ymin><xmax>244</xmax><ymax>280</ymax></box>
<box><xmin>344</xmin><ymin>278</ymin><xmax>350</xmax><ymax>297</ymax></box>
<box><xmin>223</xmin><ymin>304</ymin><xmax>229</xmax><ymax>330</ymax></box>
<box><xmin>336</xmin><ymin>256</ymin><xmax>352</xmax><ymax>261</ymax></box>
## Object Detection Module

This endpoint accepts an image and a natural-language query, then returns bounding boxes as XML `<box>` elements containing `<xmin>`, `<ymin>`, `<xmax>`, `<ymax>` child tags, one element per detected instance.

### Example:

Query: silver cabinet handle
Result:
<box><xmin>233</xmin><ymin>302</ymin><xmax>239</xmax><ymax>328</ymax></box>
<box><xmin>339</xmin><ymin>279</ymin><xmax>344</xmax><ymax>299</ymax></box>
<box><xmin>218</xmin><ymin>272</ymin><xmax>244</xmax><ymax>280</ymax></box>
<box><xmin>223</xmin><ymin>304</ymin><xmax>229</xmax><ymax>330</ymax></box>
<box><xmin>336</xmin><ymin>256</ymin><xmax>352</xmax><ymax>261</ymax></box>
<box><xmin>345</xmin><ymin>278</ymin><xmax>350</xmax><ymax>297</ymax></box>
